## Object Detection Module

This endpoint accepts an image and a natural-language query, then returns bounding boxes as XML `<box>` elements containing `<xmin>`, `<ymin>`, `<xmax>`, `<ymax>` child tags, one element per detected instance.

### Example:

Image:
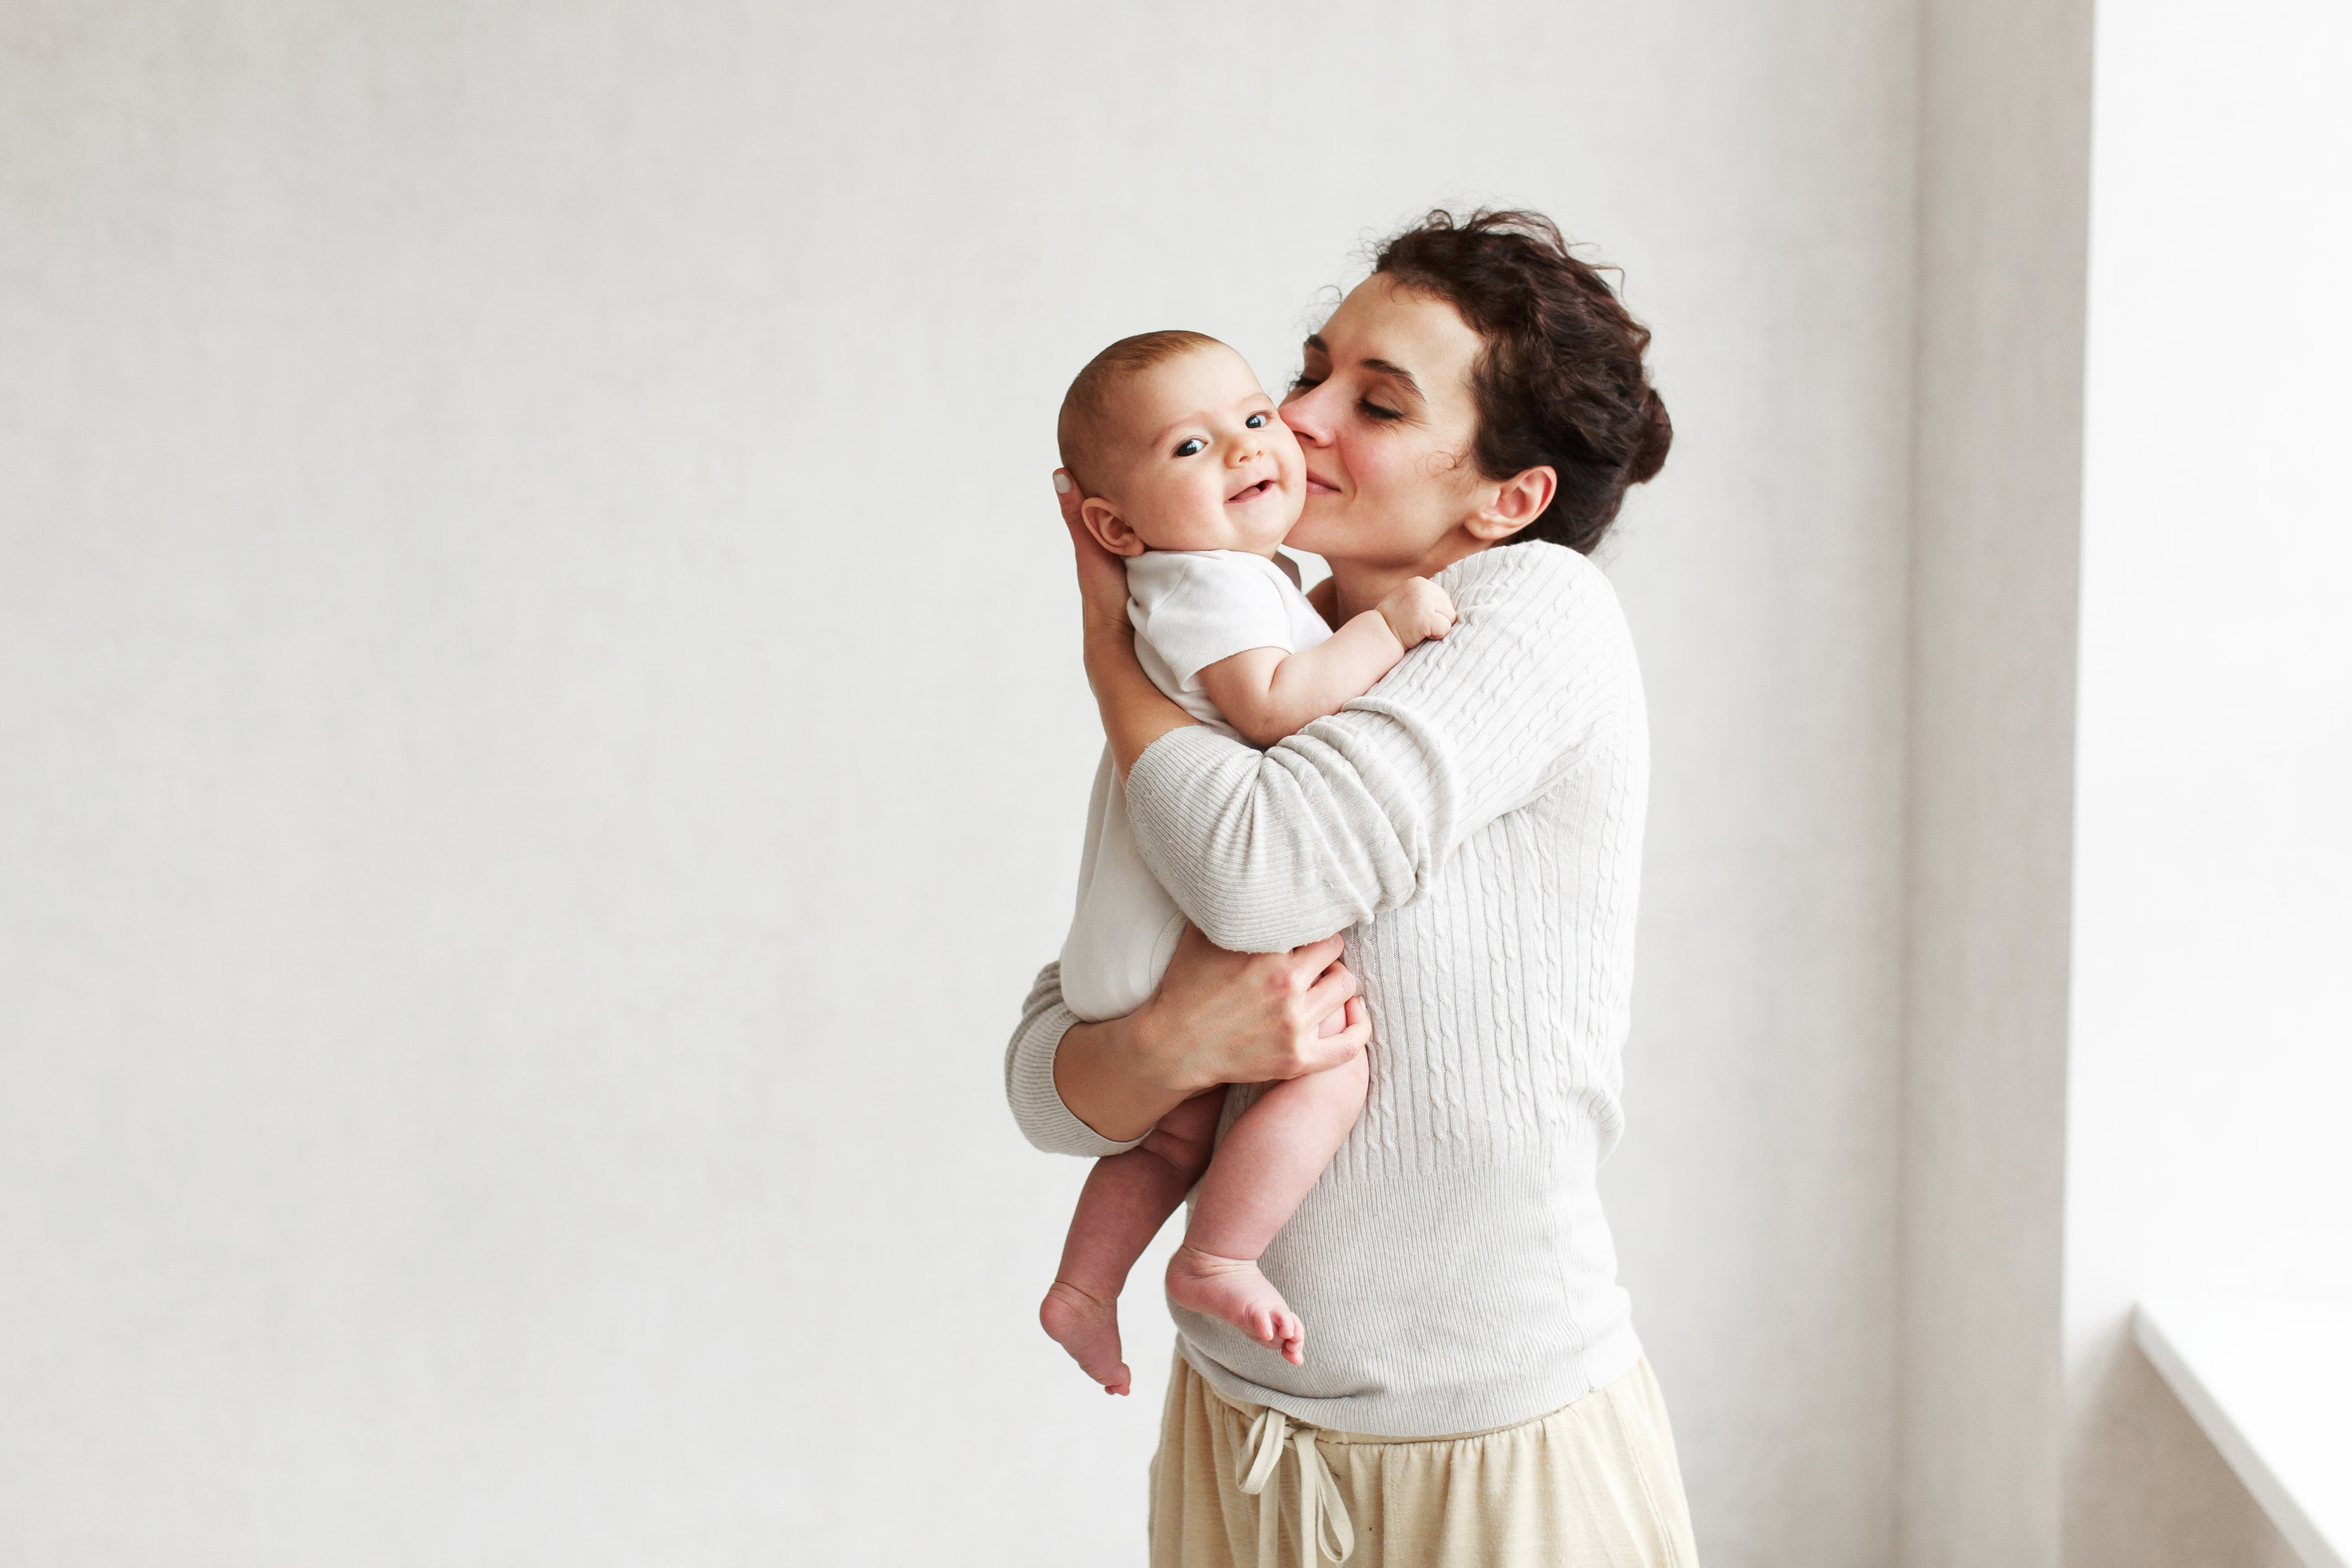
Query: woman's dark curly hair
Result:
<box><xmin>1370</xmin><ymin>209</ymin><xmax>1670</xmax><ymax>554</ymax></box>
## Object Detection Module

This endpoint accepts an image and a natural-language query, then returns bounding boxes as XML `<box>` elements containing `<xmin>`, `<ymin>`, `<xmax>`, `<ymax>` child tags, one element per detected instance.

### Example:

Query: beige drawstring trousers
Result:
<box><xmin>1147</xmin><ymin>1352</ymin><xmax>1700</xmax><ymax>1567</ymax></box>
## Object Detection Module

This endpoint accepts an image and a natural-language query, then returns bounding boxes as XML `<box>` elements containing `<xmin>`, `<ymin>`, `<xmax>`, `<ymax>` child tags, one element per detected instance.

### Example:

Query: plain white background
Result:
<box><xmin>2073</xmin><ymin>0</ymin><xmax>2352</xmax><ymax>1321</ymax></box>
<box><xmin>16</xmin><ymin>2</ymin><xmax>2348</xmax><ymax>1563</ymax></box>
<box><xmin>1</xmin><ymin>2</ymin><xmax>1920</xmax><ymax>1562</ymax></box>
<box><xmin>2063</xmin><ymin>2</ymin><xmax>2352</xmax><ymax>1562</ymax></box>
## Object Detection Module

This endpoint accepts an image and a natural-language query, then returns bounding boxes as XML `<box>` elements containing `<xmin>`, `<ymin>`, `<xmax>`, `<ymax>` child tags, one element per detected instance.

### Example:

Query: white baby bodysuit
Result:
<box><xmin>1058</xmin><ymin>550</ymin><xmax>1334</xmax><ymax>1022</ymax></box>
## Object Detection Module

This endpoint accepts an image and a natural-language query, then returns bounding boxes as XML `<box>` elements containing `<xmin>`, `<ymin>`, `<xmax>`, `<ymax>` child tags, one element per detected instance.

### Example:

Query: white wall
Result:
<box><xmin>0</xmin><ymin>2</ymin><xmax>1922</xmax><ymax>1563</ymax></box>
<box><xmin>2063</xmin><ymin>2</ymin><xmax>2352</xmax><ymax>1563</ymax></box>
<box><xmin>1899</xmin><ymin>1</ymin><xmax>2094</xmax><ymax>1563</ymax></box>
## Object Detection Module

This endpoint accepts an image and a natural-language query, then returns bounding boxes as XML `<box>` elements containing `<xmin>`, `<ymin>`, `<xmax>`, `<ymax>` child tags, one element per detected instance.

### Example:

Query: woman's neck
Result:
<box><xmin>1326</xmin><ymin>533</ymin><xmax>1497</xmax><ymax>622</ymax></box>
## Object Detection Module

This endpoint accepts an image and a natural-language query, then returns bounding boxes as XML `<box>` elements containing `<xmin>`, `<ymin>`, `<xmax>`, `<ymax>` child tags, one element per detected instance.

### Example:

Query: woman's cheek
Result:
<box><xmin>1343</xmin><ymin>441</ymin><xmax>1396</xmax><ymax>511</ymax></box>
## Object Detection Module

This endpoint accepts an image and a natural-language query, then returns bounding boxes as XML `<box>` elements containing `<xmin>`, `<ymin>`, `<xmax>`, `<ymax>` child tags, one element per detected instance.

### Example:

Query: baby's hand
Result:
<box><xmin>1377</xmin><ymin>578</ymin><xmax>1457</xmax><ymax>649</ymax></box>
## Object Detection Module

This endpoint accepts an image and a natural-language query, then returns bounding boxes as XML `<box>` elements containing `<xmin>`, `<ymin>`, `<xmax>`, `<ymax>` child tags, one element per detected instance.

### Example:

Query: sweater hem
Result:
<box><xmin>1172</xmin><ymin>1323</ymin><xmax>1647</xmax><ymax>1441</ymax></box>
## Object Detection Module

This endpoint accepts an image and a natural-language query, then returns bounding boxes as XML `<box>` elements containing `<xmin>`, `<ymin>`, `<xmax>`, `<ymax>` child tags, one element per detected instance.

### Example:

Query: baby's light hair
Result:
<box><xmin>1056</xmin><ymin>329</ymin><xmax>1226</xmax><ymax>497</ymax></box>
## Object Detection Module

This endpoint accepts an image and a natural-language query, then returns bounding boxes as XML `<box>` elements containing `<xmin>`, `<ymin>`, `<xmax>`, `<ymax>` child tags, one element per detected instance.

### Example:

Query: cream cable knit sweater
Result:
<box><xmin>1006</xmin><ymin>541</ymin><xmax>1650</xmax><ymax>1437</ymax></box>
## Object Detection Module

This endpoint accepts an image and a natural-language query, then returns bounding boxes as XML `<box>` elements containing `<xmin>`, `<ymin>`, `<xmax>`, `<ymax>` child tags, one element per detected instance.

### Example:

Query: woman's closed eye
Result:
<box><xmin>1287</xmin><ymin>370</ymin><xmax>1399</xmax><ymax>422</ymax></box>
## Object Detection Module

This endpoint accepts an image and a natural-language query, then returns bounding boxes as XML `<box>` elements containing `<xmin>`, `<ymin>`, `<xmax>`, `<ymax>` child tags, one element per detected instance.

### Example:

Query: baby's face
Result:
<box><xmin>1085</xmin><ymin>347</ymin><xmax>1306</xmax><ymax>557</ymax></box>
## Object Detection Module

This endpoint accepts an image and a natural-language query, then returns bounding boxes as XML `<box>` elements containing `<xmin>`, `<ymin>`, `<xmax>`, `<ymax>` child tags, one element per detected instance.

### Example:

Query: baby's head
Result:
<box><xmin>1058</xmin><ymin>331</ymin><xmax>1305</xmax><ymax>559</ymax></box>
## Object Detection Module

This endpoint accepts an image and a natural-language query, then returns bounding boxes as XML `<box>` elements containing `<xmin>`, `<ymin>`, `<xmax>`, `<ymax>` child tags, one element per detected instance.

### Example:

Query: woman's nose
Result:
<box><xmin>1280</xmin><ymin>389</ymin><xmax>1331</xmax><ymax>445</ymax></box>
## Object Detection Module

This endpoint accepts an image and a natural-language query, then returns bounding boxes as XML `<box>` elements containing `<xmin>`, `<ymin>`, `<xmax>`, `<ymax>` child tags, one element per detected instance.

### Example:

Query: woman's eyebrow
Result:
<box><xmin>1301</xmin><ymin>336</ymin><xmax>1423</xmax><ymax>401</ymax></box>
<box><xmin>1359</xmin><ymin>358</ymin><xmax>1422</xmax><ymax>401</ymax></box>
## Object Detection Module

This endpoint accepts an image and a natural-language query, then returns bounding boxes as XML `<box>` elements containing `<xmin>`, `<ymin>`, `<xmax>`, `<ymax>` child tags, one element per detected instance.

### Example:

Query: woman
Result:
<box><xmin>1006</xmin><ymin>210</ymin><xmax>1695</xmax><ymax>1566</ymax></box>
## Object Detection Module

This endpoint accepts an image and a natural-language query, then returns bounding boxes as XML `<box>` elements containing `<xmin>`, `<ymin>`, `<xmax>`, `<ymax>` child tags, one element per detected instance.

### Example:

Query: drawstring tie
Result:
<box><xmin>1238</xmin><ymin>1406</ymin><xmax>1355</xmax><ymax>1566</ymax></box>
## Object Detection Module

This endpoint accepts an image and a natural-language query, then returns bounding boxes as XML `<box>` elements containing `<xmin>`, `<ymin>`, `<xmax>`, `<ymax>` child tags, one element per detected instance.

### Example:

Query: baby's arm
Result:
<box><xmin>1195</xmin><ymin>578</ymin><xmax>1457</xmax><ymax>748</ymax></box>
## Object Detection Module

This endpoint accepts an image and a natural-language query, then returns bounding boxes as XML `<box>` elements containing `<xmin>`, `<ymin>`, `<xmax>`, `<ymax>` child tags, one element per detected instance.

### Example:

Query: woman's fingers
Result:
<box><xmin>1335</xmin><ymin>995</ymin><xmax>1371</xmax><ymax>1054</ymax></box>
<box><xmin>1305</xmin><ymin>996</ymin><xmax>1371</xmax><ymax>1071</ymax></box>
<box><xmin>1150</xmin><ymin>924</ymin><xmax>1367</xmax><ymax>1085</ymax></box>
<box><xmin>1293</xmin><ymin>934</ymin><xmax>1347</xmax><ymax>972</ymax></box>
<box><xmin>1058</xmin><ymin>469</ymin><xmax>1131</xmax><ymax>629</ymax></box>
<box><xmin>1297</xmin><ymin>935</ymin><xmax>1354</xmax><ymax>1040</ymax></box>
<box><xmin>1304</xmin><ymin>960</ymin><xmax>1359</xmax><ymax>1035</ymax></box>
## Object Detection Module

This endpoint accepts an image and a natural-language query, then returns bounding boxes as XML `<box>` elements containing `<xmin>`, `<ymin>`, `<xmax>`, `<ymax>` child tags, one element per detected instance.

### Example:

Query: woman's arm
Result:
<box><xmin>1193</xmin><ymin>579</ymin><xmax>1456</xmax><ymax>749</ymax></box>
<box><xmin>1124</xmin><ymin>543</ymin><xmax>1635</xmax><ymax>954</ymax></box>
<box><xmin>1004</xmin><ymin>931</ymin><xmax>1370</xmax><ymax>1152</ymax></box>
<box><xmin>1004</xmin><ymin>963</ymin><xmax>1142</xmax><ymax>1156</ymax></box>
<box><xmin>1056</xmin><ymin>478</ymin><xmax>1193</xmax><ymax>777</ymax></box>
<box><xmin>1014</xmin><ymin>477</ymin><xmax>1368</xmax><ymax>1155</ymax></box>
<box><xmin>1086</xmin><ymin>616</ymin><xmax>1192</xmax><ymax>779</ymax></box>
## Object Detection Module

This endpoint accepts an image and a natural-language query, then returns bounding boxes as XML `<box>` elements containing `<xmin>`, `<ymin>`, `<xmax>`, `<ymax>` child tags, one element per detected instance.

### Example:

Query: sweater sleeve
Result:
<box><xmin>1003</xmin><ymin>961</ymin><xmax>1149</xmax><ymax>1157</ymax></box>
<box><xmin>1123</xmin><ymin>543</ymin><xmax>1631</xmax><ymax>954</ymax></box>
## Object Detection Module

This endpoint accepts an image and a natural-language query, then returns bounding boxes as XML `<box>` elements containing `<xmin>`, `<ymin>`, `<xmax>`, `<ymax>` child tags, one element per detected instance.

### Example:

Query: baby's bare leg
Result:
<box><xmin>1167</xmin><ymin>1051</ymin><xmax>1370</xmax><ymax>1367</ymax></box>
<box><xmin>1040</xmin><ymin>1088</ymin><xmax>1224</xmax><ymax>1396</ymax></box>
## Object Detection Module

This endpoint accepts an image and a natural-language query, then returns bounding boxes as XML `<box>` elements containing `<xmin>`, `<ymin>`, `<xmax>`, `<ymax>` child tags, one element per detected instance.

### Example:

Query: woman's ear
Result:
<box><xmin>1080</xmin><ymin>495</ymin><xmax>1149</xmax><ymax>557</ymax></box>
<box><xmin>1468</xmin><ymin>466</ymin><xmax>1557</xmax><ymax>542</ymax></box>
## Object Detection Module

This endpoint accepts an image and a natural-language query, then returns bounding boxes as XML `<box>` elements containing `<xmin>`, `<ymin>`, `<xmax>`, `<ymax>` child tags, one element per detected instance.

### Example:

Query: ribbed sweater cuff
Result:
<box><xmin>1009</xmin><ymin>1001</ymin><xmax>1147</xmax><ymax>1158</ymax></box>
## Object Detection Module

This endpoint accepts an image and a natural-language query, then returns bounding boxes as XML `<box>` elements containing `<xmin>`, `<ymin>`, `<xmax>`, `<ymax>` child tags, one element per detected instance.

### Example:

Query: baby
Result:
<box><xmin>1040</xmin><ymin>330</ymin><xmax>1456</xmax><ymax>1395</ymax></box>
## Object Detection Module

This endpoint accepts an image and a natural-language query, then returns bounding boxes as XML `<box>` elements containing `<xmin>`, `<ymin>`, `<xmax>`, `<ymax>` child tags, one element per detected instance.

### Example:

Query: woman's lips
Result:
<box><xmin>1304</xmin><ymin>474</ymin><xmax>1341</xmax><ymax>497</ymax></box>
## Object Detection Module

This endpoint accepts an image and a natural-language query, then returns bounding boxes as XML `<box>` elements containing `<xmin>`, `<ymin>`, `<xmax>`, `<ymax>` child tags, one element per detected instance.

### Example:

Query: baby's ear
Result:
<box><xmin>1080</xmin><ymin>496</ymin><xmax>1148</xmax><ymax>557</ymax></box>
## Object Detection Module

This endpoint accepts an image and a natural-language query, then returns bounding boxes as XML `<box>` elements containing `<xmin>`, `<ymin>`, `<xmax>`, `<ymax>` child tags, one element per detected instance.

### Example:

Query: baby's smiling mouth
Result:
<box><xmin>1225</xmin><ymin>477</ymin><xmax>1279</xmax><ymax>504</ymax></box>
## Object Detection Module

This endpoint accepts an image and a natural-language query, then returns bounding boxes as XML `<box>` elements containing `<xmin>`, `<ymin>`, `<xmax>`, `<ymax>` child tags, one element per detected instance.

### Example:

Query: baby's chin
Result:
<box><xmin>1261</xmin><ymin>505</ymin><xmax>1308</xmax><ymax>554</ymax></box>
<box><xmin>1137</xmin><ymin>507</ymin><xmax>1298</xmax><ymax>556</ymax></box>
<box><xmin>1272</xmin><ymin>502</ymin><xmax>1341</xmax><ymax>556</ymax></box>
<box><xmin>1221</xmin><ymin>487</ymin><xmax>1305</xmax><ymax>554</ymax></box>
<box><xmin>1218</xmin><ymin>517</ymin><xmax>1300</xmax><ymax>557</ymax></box>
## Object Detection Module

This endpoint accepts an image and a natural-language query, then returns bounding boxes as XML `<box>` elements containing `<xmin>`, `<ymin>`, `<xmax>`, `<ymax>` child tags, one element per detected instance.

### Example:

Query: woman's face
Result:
<box><xmin>1278</xmin><ymin>277</ymin><xmax>1490</xmax><ymax>572</ymax></box>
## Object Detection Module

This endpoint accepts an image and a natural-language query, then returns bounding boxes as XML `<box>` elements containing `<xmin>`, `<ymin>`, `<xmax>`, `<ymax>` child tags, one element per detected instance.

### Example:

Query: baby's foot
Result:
<box><xmin>1167</xmin><ymin>1243</ymin><xmax>1305</xmax><ymax>1366</ymax></box>
<box><xmin>1040</xmin><ymin>1279</ymin><xmax>1132</xmax><ymax>1396</ymax></box>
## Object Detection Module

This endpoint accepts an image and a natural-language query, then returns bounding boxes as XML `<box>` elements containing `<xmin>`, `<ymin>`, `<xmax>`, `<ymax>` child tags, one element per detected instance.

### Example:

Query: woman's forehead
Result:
<box><xmin>1308</xmin><ymin>278</ymin><xmax>1480</xmax><ymax>393</ymax></box>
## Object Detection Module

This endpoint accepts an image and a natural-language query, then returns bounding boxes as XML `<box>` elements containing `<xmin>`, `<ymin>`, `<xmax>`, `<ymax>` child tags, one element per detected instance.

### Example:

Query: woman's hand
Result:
<box><xmin>1144</xmin><ymin>925</ymin><xmax>1369</xmax><ymax>1090</ymax></box>
<box><xmin>1056</xmin><ymin>469</ymin><xmax>1131</xmax><ymax>641</ymax></box>
<box><xmin>1053</xmin><ymin>925</ymin><xmax>1371</xmax><ymax>1144</ymax></box>
<box><xmin>1054</xmin><ymin>467</ymin><xmax>1195</xmax><ymax>775</ymax></box>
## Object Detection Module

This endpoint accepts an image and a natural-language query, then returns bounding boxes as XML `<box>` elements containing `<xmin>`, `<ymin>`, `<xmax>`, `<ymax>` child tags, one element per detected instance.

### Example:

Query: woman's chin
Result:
<box><xmin>1283</xmin><ymin>506</ymin><xmax>1349</xmax><ymax>558</ymax></box>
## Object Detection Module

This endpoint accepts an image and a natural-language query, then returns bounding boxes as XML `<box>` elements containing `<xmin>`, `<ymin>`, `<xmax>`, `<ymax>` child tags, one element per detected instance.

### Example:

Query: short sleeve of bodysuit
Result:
<box><xmin>1125</xmin><ymin>551</ymin><xmax>1305</xmax><ymax>691</ymax></box>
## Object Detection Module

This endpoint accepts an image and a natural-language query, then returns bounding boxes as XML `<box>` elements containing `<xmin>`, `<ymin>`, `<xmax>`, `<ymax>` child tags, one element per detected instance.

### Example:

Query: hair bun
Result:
<box><xmin>1628</xmin><ymin>387</ymin><xmax>1672</xmax><ymax>486</ymax></box>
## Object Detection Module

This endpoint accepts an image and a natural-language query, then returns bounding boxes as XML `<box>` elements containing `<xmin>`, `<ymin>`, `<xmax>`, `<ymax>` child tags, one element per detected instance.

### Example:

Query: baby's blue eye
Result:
<box><xmin>1246</xmin><ymin>412</ymin><xmax>1269</xmax><ymax>428</ymax></box>
<box><xmin>1174</xmin><ymin>437</ymin><xmax>1206</xmax><ymax>457</ymax></box>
